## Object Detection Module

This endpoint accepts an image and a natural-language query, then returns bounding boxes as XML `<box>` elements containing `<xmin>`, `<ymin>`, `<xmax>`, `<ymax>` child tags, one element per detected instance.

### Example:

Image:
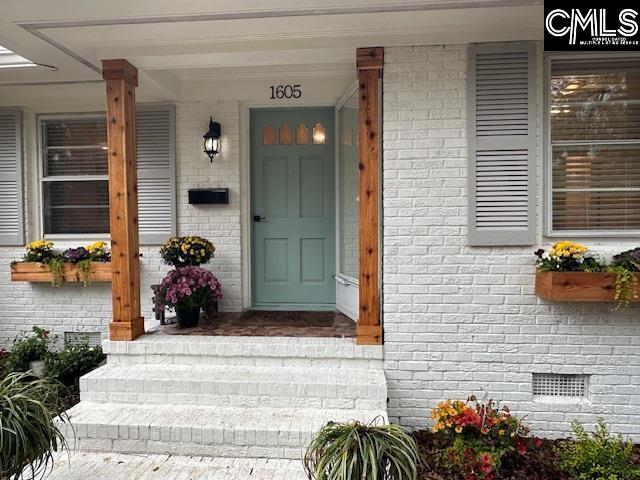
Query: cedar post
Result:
<box><xmin>356</xmin><ymin>47</ymin><xmax>383</xmax><ymax>345</ymax></box>
<box><xmin>102</xmin><ymin>59</ymin><xmax>144</xmax><ymax>341</ymax></box>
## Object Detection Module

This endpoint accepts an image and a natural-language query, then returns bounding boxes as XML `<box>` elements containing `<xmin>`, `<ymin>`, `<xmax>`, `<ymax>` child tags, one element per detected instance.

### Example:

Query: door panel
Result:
<box><xmin>251</xmin><ymin>108</ymin><xmax>335</xmax><ymax>309</ymax></box>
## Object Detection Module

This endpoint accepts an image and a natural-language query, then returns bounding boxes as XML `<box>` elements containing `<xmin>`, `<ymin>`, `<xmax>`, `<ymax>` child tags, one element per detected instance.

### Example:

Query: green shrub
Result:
<box><xmin>45</xmin><ymin>343</ymin><xmax>105</xmax><ymax>390</ymax></box>
<box><xmin>556</xmin><ymin>418</ymin><xmax>640</xmax><ymax>480</ymax></box>
<box><xmin>5</xmin><ymin>327</ymin><xmax>52</xmax><ymax>373</ymax></box>
<box><xmin>304</xmin><ymin>418</ymin><xmax>419</xmax><ymax>480</ymax></box>
<box><xmin>0</xmin><ymin>372</ymin><xmax>69</xmax><ymax>479</ymax></box>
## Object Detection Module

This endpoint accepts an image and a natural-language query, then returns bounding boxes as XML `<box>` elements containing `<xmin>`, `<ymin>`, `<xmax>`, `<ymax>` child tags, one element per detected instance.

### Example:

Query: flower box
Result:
<box><xmin>10</xmin><ymin>262</ymin><xmax>112</xmax><ymax>283</ymax></box>
<box><xmin>535</xmin><ymin>270</ymin><xmax>640</xmax><ymax>302</ymax></box>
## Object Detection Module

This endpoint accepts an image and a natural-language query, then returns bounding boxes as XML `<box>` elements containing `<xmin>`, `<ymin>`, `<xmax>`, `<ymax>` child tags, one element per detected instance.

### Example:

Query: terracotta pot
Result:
<box><xmin>175</xmin><ymin>307</ymin><xmax>200</xmax><ymax>328</ymax></box>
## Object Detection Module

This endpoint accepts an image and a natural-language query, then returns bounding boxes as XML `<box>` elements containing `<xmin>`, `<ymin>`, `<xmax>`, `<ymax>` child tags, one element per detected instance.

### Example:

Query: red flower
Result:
<box><xmin>478</xmin><ymin>454</ymin><xmax>493</xmax><ymax>474</ymax></box>
<box><xmin>533</xmin><ymin>437</ymin><xmax>543</xmax><ymax>448</ymax></box>
<box><xmin>516</xmin><ymin>437</ymin><xmax>527</xmax><ymax>455</ymax></box>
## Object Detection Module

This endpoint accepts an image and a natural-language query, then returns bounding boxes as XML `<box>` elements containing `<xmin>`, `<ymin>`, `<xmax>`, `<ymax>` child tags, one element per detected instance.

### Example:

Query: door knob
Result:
<box><xmin>253</xmin><ymin>215</ymin><xmax>266</xmax><ymax>222</ymax></box>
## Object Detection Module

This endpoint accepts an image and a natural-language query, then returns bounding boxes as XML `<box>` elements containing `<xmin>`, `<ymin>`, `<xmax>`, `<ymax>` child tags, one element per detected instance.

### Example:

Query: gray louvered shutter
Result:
<box><xmin>136</xmin><ymin>104</ymin><xmax>176</xmax><ymax>245</ymax></box>
<box><xmin>0</xmin><ymin>108</ymin><xmax>24</xmax><ymax>246</ymax></box>
<box><xmin>467</xmin><ymin>43</ymin><xmax>536</xmax><ymax>246</ymax></box>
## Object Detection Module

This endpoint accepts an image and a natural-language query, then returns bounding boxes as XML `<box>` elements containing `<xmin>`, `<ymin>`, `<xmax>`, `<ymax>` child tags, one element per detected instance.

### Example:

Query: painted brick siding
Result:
<box><xmin>382</xmin><ymin>44</ymin><xmax>640</xmax><ymax>439</ymax></box>
<box><xmin>0</xmin><ymin>101</ymin><xmax>241</xmax><ymax>347</ymax></box>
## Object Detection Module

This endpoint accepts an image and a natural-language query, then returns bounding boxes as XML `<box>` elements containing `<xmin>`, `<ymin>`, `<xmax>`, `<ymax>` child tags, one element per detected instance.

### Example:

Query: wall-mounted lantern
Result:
<box><xmin>203</xmin><ymin>117</ymin><xmax>221</xmax><ymax>162</ymax></box>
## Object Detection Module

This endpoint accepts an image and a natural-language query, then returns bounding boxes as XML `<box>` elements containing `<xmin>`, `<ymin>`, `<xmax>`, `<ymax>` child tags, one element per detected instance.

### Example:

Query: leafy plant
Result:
<box><xmin>303</xmin><ymin>418</ymin><xmax>419</xmax><ymax>480</ymax></box>
<box><xmin>47</xmin><ymin>257</ymin><xmax>65</xmax><ymax>288</ymax></box>
<box><xmin>5</xmin><ymin>327</ymin><xmax>53</xmax><ymax>373</ymax></box>
<box><xmin>76</xmin><ymin>258</ymin><xmax>93</xmax><ymax>286</ymax></box>
<box><xmin>609</xmin><ymin>248</ymin><xmax>640</xmax><ymax>310</ymax></box>
<box><xmin>555</xmin><ymin>418</ymin><xmax>640</xmax><ymax>480</ymax></box>
<box><xmin>0</xmin><ymin>348</ymin><xmax>10</xmax><ymax>378</ymax></box>
<box><xmin>0</xmin><ymin>372</ymin><xmax>69</xmax><ymax>480</ymax></box>
<box><xmin>430</xmin><ymin>396</ymin><xmax>534</xmax><ymax>480</ymax></box>
<box><xmin>45</xmin><ymin>343</ymin><xmax>105</xmax><ymax>390</ymax></box>
<box><xmin>608</xmin><ymin>265</ymin><xmax>639</xmax><ymax>310</ymax></box>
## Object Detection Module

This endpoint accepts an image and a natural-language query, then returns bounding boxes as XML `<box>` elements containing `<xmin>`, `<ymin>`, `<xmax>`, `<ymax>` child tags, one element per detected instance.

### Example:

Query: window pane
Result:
<box><xmin>45</xmin><ymin>148</ymin><xmax>108</xmax><ymax>176</ymax></box>
<box><xmin>552</xmin><ymin>145</ymin><xmax>640</xmax><ymax>190</ymax></box>
<box><xmin>43</xmin><ymin>117</ymin><xmax>107</xmax><ymax>147</ymax></box>
<box><xmin>551</xmin><ymin>102</ymin><xmax>640</xmax><ymax>142</ymax></box>
<box><xmin>552</xmin><ymin>190</ymin><xmax>640</xmax><ymax>231</ymax></box>
<box><xmin>338</xmin><ymin>91</ymin><xmax>359</xmax><ymax>278</ymax></box>
<box><xmin>550</xmin><ymin>60</ymin><xmax>640</xmax><ymax>232</ymax></box>
<box><xmin>550</xmin><ymin>64</ymin><xmax>640</xmax><ymax>141</ymax></box>
<box><xmin>43</xmin><ymin>180</ymin><xmax>109</xmax><ymax>234</ymax></box>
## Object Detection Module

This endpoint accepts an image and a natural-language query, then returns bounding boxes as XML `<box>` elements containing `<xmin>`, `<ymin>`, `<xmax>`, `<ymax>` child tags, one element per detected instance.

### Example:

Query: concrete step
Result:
<box><xmin>79</xmin><ymin>363</ymin><xmax>387</xmax><ymax>410</ymax></box>
<box><xmin>61</xmin><ymin>401</ymin><xmax>387</xmax><ymax>459</ymax></box>
<box><xmin>41</xmin><ymin>451</ymin><xmax>306</xmax><ymax>480</ymax></box>
<box><xmin>103</xmin><ymin>335</ymin><xmax>383</xmax><ymax>369</ymax></box>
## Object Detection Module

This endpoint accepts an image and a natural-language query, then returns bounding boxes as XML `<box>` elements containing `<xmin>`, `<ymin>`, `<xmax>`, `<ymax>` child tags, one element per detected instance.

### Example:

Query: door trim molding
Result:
<box><xmin>240</xmin><ymin>101</ymin><xmax>337</xmax><ymax>310</ymax></box>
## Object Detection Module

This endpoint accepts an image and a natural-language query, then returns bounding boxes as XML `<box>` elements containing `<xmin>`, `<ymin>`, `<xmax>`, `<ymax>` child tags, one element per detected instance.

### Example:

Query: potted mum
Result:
<box><xmin>160</xmin><ymin>236</ymin><xmax>215</xmax><ymax>267</ymax></box>
<box><xmin>153</xmin><ymin>266</ymin><xmax>222</xmax><ymax>328</ymax></box>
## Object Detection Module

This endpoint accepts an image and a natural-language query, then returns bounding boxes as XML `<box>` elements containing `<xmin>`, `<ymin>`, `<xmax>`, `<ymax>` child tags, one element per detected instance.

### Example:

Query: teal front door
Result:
<box><xmin>251</xmin><ymin>107</ymin><xmax>335</xmax><ymax>309</ymax></box>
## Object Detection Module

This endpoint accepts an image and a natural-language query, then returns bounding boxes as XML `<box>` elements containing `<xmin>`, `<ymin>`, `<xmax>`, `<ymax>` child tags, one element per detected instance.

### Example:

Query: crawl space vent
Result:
<box><xmin>64</xmin><ymin>331</ymin><xmax>102</xmax><ymax>348</ymax></box>
<box><xmin>532</xmin><ymin>373</ymin><xmax>588</xmax><ymax>398</ymax></box>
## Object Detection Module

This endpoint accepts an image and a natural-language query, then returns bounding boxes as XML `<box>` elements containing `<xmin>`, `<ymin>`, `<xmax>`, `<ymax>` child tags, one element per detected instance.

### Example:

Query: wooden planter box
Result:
<box><xmin>10</xmin><ymin>262</ymin><xmax>112</xmax><ymax>283</ymax></box>
<box><xmin>535</xmin><ymin>270</ymin><xmax>640</xmax><ymax>302</ymax></box>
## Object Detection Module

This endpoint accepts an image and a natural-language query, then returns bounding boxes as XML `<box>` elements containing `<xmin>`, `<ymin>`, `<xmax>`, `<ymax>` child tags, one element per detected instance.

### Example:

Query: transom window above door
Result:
<box><xmin>548</xmin><ymin>58</ymin><xmax>640</xmax><ymax>234</ymax></box>
<box><xmin>263</xmin><ymin>122</ymin><xmax>326</xmax><ymax>145</ymax></box>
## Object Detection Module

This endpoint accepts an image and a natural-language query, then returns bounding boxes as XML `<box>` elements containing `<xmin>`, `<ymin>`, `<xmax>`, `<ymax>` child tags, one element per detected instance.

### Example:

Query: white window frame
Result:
<box><xmin>38</xmin><ymin>112</ymin><xmax>110</xmax><ymax>241</ymax></box>
<box><xmin>544</xmin><ymin>53</ymin><xmax>640</xmax><ymax>238</ymax></box>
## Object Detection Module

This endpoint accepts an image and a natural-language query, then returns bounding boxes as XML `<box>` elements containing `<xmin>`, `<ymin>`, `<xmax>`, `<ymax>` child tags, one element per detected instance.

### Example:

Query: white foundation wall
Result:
<box><xmin>0</xmin><ymin>101</ymin><xmax>242</xmax><ymax>346</ymax></box>
<box><xmin>382</xmin><ymin>44</ymin><xmax>640</xmax><ymax>439</ymax></box>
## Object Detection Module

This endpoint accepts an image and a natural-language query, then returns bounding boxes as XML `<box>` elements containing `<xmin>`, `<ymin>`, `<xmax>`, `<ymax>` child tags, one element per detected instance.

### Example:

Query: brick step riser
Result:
<box><xmin>105</xmin><ymin>354</ymin><xmax>384</xmax><ymax>369</ymax></box>
<box><xmin>68</xmin><ymin>436</ymin><xmax>306</xmax><ymax>460</ymax></box>
<box><xmin>79</xmin><ymin>391</ymin><xmax>387</xmax><ymax>410</ymax></box>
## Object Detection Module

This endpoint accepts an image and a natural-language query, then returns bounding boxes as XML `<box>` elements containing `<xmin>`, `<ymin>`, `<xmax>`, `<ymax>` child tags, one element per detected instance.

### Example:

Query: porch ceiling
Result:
<box><xmin>0</xmin><ymin>0</ymin><xmax>543</xmax><ymax>101</ymax></box>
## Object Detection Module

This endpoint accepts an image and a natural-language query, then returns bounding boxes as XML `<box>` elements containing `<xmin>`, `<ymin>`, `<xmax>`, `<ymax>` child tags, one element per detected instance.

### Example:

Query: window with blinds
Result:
<box><xmin>550</xmin><ymin>59</ymin><xmax>640</xmax><ymax>233</ymax></box>
<box><xmin>41</xmin><ymin>116</ymin><xmax>109</xmax><ymax>235</ymax></box>
<box><xmin>40</xmin><ymin>106</ymin><xmax>176</xmax><ymax>242</ymax></box>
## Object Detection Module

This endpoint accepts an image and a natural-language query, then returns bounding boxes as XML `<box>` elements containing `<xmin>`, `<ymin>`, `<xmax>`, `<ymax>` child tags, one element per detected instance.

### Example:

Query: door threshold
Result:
<box><xmin>251</xmin><ymin>303</ymin><xmax>336</xmax><ymax>312</ymax></box>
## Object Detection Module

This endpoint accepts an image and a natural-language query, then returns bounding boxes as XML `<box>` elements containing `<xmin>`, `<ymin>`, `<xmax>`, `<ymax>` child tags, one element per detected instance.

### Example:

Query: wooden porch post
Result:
<box><xmin>356</xmin><ymin>47</ymin><xmax>383</xmax><ymax>345</ymax></box>
<box><xmin>102</xmin><ymin>59</ymin><xmax>144</xmax><ymax>341</ymax></box>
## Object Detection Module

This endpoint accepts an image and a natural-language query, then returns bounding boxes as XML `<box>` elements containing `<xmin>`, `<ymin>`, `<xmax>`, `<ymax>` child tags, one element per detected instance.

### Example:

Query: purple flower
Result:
<box><xmin>152</xmin><ymin>266</ymin><xmax>222</xmax><ymax>313</ymax></box>
<box><xmin>63</xmin><ymin>247</ymin><xmax>89</xmax><ymax>263</ymax></box>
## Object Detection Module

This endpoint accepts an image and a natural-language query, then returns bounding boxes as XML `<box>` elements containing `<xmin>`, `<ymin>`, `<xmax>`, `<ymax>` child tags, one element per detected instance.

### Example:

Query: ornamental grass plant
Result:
<box><xmin>304</xmin><ymin>418</ymin><xmax>419</xmax><ymax>480</ymax></box>
<box><xmin>0</xmin><ymin>372</ymin><xmax>68</xmax><ymax>480</ymax></box>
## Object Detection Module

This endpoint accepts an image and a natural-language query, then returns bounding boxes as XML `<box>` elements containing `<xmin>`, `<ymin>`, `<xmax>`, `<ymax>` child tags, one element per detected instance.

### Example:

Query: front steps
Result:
<box><xmin>61</xmin><ymin>335</ymin><xmax>387</xmax><ymax>463</ymax></box>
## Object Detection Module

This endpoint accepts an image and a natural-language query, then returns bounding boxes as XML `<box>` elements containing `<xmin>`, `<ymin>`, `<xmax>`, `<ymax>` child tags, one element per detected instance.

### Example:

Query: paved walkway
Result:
<box><xmin>46</xmin><ymin>451</ymin><xmax>306</xmax><ymax>479</ymax></box>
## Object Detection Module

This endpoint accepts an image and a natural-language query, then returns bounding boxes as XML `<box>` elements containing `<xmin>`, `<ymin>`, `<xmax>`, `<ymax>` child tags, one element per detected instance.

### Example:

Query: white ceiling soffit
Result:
<box><xmin>0</xmin><ymin>0</ymin><xmax>543</xmax><ymax>88</ymax></box>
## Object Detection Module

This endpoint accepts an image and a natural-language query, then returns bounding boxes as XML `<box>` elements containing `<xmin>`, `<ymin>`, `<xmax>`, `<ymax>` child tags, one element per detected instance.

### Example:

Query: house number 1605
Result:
<box><xmin>270</xmin><ymin>84</ymin><xmax>302</xmax><ymax>99</ymax></box>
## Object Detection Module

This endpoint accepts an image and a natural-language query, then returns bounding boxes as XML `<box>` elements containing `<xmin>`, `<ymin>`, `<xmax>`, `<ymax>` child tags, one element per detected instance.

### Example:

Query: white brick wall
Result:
<box><xmin>0</xmin><ymin>101</ymin><xmax>242</xmax><ymax>346</ymax></box>
<box><xmin>382</xmin><ymin>44</ymin><xmax>640</xmax><ymax>440</ymax></box>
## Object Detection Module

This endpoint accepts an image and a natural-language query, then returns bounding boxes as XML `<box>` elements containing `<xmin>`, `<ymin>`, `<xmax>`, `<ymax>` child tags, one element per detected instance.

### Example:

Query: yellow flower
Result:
<box><xmin>455</xmin><ymin>426</ymin><xmax>463</xmax><ymax>433</ymax></box>
<box><xmin>86</xmin><ymin>241</ymin><xmax>106</xmax><ymax>253</ymax></box>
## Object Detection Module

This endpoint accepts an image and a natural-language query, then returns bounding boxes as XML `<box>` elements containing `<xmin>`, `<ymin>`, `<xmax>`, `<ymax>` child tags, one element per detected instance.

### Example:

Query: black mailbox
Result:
<box><xmin>188</xmin><ymin>188</ymin><xmax>229</xmax><ymax>205</ymax></box>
